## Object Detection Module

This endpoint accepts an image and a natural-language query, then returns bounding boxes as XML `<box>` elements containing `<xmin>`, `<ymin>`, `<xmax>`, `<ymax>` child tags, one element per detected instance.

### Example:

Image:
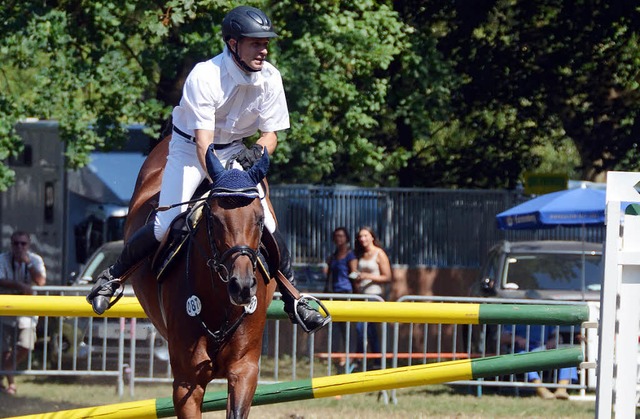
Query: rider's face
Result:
<box><xmin>230</xmin><ymin>37</ymin><xmax>269</xmax><ymax>71</ymax></box>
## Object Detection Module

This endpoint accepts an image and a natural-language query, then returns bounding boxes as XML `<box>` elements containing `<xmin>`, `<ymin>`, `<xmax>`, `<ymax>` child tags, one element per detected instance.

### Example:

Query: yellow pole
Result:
<box><xmin>0</xmin><ymin>296</ymin><xmax>586</xmax><ymax>325</ymax></box>
<box><xmin>0</xmin><ymin>295</ymin><xmax>146</xmax><ymax>318</ymax></box>
<box><xmin>0</xmin><ymin>295</ymin><xmax>483</xmax><ymax>323</ymax></box>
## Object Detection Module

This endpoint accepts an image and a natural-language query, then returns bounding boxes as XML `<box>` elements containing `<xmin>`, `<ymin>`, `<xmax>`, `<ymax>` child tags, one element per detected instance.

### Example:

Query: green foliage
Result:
<box><xmin>270</xmin><ymin>1</ymin><xmax>410</xmax><ymax>185</ymax></box>
<box><xmin>1</xmin><ymin>0</ymin><xmax>640</xmax><ymax>191</ymax></box>
<box><xmin>428</xmin><ymin>0</ymin><xmax>640</xmax><ymax>186</ymax></box>
<box><xmin>0</xmin><ymin>1</ymin><xmax>234</xmax><ymax>160</ymax></box>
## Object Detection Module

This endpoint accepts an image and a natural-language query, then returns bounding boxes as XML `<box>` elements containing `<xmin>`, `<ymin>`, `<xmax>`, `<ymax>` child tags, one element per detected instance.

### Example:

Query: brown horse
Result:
<box><xmin>126</xmin><ymin>136</ymin><xmax>277</xmax><ymax>418</ymax></box>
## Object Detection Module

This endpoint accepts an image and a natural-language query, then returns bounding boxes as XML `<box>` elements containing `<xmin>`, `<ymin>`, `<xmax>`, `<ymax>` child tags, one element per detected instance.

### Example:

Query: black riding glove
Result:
<box><xmin>233</xmin><ymin>144</ymin><xmax>264</xmax><ymax>170</ymax></box>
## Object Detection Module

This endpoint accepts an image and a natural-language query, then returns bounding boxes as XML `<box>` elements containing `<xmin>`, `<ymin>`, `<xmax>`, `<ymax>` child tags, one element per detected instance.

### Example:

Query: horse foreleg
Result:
<box><xmin>226</xmin><ymin>363</ymin><xmax>259</xmax><ymax>419</ymax></box>
<box><xmin>173</xmin><ymin>379</ymin><xmax>205</xmax><ymax>419</ymax></box>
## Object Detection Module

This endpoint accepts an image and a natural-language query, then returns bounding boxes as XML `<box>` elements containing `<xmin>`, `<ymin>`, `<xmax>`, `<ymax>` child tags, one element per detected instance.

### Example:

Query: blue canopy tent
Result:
<box><xmin>496</xmin><ymin>188</ymin><xmax>605</xmax><ymax>230</ymax></box>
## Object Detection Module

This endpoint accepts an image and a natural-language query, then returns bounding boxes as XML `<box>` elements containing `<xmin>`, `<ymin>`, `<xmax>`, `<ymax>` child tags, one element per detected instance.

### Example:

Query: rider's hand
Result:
<box><xmin>233</xmin><ymin>144</ymin><xmax>264</xmax><ymax>170</ymax></box>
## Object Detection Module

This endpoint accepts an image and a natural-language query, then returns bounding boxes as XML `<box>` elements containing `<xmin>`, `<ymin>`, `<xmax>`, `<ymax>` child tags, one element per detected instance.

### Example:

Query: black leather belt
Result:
<box><xmin>172</xmin><ymin>125</ymin><xmax>235</xmax><ymax>150</ymax></box>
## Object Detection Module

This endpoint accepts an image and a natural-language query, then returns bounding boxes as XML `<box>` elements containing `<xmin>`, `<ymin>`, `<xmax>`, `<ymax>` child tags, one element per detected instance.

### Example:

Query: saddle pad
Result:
<box><xmin>154</xmin><ymin>194</ymin><xmax>208</xmax><ymax>281</ymax></box>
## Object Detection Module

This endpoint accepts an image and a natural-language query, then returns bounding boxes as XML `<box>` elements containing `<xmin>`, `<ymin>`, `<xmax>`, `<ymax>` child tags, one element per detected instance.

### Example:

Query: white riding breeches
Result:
<box><xmin>153</xmin><ymin>135</ymin><xmax>276</xmax><ymax>241</ymax></box>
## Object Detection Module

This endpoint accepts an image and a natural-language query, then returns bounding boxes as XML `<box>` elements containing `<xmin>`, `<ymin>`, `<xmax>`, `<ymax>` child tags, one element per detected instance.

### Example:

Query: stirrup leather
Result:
<box><xmin>294</xmin><ymin>294</ymin><xmax>332</xmax><ymax>334</ymax></box>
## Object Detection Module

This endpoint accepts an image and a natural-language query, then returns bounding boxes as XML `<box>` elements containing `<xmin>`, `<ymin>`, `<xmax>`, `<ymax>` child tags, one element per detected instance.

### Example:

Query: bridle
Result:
<box><xmin>182</xmin><ymin>189</ymin><xmax>264</xmax><ymax>345</ymax></box>
<box><xmin>202</xmin><ymin>200</ymin><xmax>260</xmax><ymax>284</ymax></box>
<box><xmin>202</xmin><ymin>188</ymin><xmax>263</xmax><ymax>283</ymax></box>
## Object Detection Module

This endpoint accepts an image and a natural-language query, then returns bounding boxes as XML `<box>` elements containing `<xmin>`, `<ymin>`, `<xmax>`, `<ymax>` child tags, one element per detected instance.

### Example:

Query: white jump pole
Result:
<box><xmin>596</xmin><ymin>171</ymin><xmax>640</xmax><ymax>418</ymax></box>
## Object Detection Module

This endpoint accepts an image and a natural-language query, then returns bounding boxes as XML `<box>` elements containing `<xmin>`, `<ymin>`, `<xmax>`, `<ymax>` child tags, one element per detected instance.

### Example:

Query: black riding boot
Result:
<box><xmin>272</xmin><ymin>229</ymin><xmax>330</xmax><ymax>334</ymax></box>
<box><xmin>87</xmin><ymin>223</ymin><xmax>159</xmax><ymax>315</ymax></box>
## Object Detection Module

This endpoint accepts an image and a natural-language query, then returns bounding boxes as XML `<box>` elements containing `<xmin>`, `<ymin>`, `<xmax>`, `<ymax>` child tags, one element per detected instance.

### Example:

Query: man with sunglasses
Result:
<box><xmin>0</xmin><ymin>231</ymin><xmax>46</xmax><ymax>396</ymax></box>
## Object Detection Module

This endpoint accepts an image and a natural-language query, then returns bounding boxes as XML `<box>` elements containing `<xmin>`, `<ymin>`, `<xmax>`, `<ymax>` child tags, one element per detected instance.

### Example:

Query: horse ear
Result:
<box><xmin>247</xmin><ymin>148</ymin><xmax>269</xmax><ymax>183</ymax></box>
<box><xmin>206</xmin><ymin>144</ymin><xmax>225</xmax><ymax>181</ymax></box>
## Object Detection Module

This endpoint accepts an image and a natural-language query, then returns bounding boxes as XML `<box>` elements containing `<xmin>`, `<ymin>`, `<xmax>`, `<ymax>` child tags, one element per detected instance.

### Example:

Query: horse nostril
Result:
<box><xmin>230</xmin><ymin>277</ymin><xmax>252</xmax><ymax>299</ymax></box>
<box><xmin>228</xmin><ymin>279</ymin><xmax>241</xmax><ymax>296</ymax></box>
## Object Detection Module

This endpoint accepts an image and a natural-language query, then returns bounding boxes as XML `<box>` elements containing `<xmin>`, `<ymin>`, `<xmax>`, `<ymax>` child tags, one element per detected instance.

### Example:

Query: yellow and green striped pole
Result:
<box><xmin>7</xmin><ymin>347</ymin><xmax>582</xmax><ymax>419</ymax></box>
<box><xmin>0</xmin><ymin>295</ymin><xmax>589</xmax><ymax>325</ymax></box>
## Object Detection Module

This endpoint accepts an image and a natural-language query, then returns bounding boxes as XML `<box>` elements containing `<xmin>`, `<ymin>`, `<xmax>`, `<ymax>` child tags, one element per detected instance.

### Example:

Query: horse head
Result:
<box><xmin>204</xmin><ymin>147</ymin><xmax>269</xmax><ymax>306</ymax></box>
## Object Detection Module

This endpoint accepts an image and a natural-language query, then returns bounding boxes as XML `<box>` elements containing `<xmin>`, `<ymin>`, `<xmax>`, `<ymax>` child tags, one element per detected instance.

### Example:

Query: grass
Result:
<box><xmin>0</xmin><ymin>376</ymin><xmax>598</xmax><ymax>419</ymax></box>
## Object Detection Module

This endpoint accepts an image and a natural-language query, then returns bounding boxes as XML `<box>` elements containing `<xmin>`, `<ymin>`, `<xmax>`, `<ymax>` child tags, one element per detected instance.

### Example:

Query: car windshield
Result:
<box><xmin>504</xmin><ymin>252</ymin><xmax>603</xmax><ymax>291</ymax></box>
<box><xmin>79</xmin><ymin>246</ymin><xmax>121</xmax><ymax>284</ymax></box>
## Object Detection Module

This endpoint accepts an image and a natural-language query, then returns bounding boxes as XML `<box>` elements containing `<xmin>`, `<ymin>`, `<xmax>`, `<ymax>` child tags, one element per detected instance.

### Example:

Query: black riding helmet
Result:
<box><xmin>222</xmin><ymin>6</ymin><xmax>277</xmax><ymax>72</ymax></box>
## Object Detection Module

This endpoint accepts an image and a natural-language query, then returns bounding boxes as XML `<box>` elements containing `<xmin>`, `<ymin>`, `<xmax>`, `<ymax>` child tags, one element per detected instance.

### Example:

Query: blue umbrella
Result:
<box><xmin>496</xmin><ymin>188</ymin><xmax>605</xmax><ymax>230</ymax></box>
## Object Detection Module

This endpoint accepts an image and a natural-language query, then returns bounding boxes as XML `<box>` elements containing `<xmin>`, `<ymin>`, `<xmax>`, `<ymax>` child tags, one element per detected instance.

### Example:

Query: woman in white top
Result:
<box><xmin>352</xmin><ymin>226</ymin><xmax>392</xmax><ymax>296</ymax></box>
<box><xmin>351</xmin><ymin>226</ymin><xmax>392</xmax><ymax>366</ymax></box>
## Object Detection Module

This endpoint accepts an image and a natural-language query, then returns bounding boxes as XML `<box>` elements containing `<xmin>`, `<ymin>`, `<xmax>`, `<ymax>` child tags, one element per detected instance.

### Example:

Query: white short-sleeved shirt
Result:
<box><xmin>172</xmin><ymin>46</ymin><xmax>290</xmax><ymax>145</ymax></box>
<box><xmin>0</xmin><ymin>251</ymin><xmax>45</xmax><ymax>328</ymax></box>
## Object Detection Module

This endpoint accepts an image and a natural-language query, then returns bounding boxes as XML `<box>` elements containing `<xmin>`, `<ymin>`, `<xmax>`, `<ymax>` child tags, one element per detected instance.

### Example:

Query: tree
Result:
<box><xmin>384</xmin><ymin>0</ymin><xmax>640</xmax><ymax>188</ymax></box>
<box><xmin>0</xmin><ymin>0</ymin><xmax>227</xmax><ymax>190</ymax></box>
<box><xmin>428</xmin><ymin>0</ymin><xmax>640</xmax><ymax>185</ymax></box>
<box><xmin>2</xmin><ymin>1</ymin><xmax>640</xmax><ymax>191</ymax></box>
<box><xmin>267</xmin><ymin>0</ymin><xmax>411</xmax><ymax>185</ymax></box>
<box><xmin>0</xmin><ymin>1</ymin><xmax>411</xmax><ymax>188</ymax></box>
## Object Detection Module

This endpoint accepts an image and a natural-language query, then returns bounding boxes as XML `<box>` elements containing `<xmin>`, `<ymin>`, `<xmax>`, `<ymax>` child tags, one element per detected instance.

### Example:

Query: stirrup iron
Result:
<box><xmin>87</xmin><ymin>278</ymin><xmax>125</xmax><ymax>311</ymax></box>
<box><xmin>294</xmin><ymin>294</ymin><xmax>332</xmax><ymax>334</ymax></box>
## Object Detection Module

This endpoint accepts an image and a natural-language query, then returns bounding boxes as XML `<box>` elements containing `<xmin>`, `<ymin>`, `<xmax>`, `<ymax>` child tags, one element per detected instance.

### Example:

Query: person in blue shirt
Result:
<box><xmin>324</xmin><ymin>227</ymin><xmax>357</xmax><ymax>371</ymax></box>
<box><xmin>325</xmin><ymin>227</ymin><xmax>357</xmax><ymax>294</ymax></box>
<box><xmin>502</xmin><ymin>324</ymin><xmax>578</xmax><ymax>399</ymax></box>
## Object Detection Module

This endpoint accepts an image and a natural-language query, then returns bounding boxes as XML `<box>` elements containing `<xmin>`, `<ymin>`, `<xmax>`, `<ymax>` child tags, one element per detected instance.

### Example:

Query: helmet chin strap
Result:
<box><xmin>227</xmin><ymin>41</ymin><xmax>260</xmax><ymax>73</ymax></box>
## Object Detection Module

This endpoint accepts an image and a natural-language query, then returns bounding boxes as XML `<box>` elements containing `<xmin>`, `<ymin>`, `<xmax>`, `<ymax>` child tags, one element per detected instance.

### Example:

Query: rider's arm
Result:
<box><xmin>256</xmin><ymin>131</ymin><xmax>277</xmax><ymax>155</ymax></box>
<box><xmin>194</xmin><ymin>129</ymin><xmax>215</xmax><ymax>180</ymax></box>
<box><xmin>0</xmin><ymin>278</ymin><xmax>24</xmax><ymax>292</ymax></box>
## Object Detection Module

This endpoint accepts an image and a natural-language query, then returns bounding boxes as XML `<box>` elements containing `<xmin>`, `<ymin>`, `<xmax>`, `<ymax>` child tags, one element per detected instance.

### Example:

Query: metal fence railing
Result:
<box><xmin>269</xmin><ymin>185</ymin><xmax>606</xmax><ymax>268</ymax></box>
<box><xmin>0</xmin><ymin>288</ymin><xmax>594</xmax><ymax>402</ymax></box>
<box><xmin>392</xmin><ymin>296</ymin><xmax>595</xmax><ymax>401</ymax></box>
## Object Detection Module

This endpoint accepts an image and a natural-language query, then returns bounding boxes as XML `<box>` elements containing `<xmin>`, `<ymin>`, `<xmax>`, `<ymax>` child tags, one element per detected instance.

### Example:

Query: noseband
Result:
<box><xmin>206</xmin><ymin>243</ymin><xmax>259</xmax><ymax>283</ymax></box>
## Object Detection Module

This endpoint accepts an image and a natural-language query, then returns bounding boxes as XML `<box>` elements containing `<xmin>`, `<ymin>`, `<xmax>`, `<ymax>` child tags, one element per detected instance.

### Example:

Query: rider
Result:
<box><xmin>86</xmin><ymin>6</ymin><xmax>330</xmax><ymax>334</ymax></box>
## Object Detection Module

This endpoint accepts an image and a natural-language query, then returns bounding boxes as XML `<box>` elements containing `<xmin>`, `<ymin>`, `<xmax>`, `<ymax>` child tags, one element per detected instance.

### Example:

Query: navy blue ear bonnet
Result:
<box><xmin>205</xmin><ymin>144</ymin><xmax>269</xmax><ymax>198</ymax></box>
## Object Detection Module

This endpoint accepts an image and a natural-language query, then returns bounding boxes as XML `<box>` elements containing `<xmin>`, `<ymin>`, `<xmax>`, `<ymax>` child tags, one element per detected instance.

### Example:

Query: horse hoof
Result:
<box><xmin>91</xmin><ymin>296</ymin><xmax>110</xmax><ymax>315</ymax></box>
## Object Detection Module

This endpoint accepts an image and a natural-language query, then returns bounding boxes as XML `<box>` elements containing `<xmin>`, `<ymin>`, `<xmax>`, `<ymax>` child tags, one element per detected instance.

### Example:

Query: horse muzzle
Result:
<box><xmin>228</xmin><ymin>274</ymin><xmax>258</xmax><ymax>306</ymax></box>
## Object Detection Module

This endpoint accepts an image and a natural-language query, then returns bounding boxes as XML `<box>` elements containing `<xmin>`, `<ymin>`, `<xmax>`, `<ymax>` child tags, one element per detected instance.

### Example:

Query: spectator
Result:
<box><xmin>324</xmin><ymin>227</ymin><xmax>357</xmax><ymax>371</ymax></box>
<box><xmin>501</xmin><ymin>325</ymin><xmax>577</xmax><ymax>400</ymax></box>
<box><xmin>0</xmin><ymin>231</ymin><xmax>46</xmax><ymax>396</ymax></box>
<box><xmin>324</xmin><ymin>227</ymin><xmax>357</xmax><ymax>294</ymax></box>
<box><xmin>353</xmin><ymin>226</ymin><xmax>392</xmax><ymax>369</ymax></box>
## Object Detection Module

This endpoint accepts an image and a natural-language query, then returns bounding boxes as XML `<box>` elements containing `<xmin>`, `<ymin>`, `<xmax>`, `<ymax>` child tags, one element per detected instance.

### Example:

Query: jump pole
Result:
<box><xmin>6</xmin><ymin>347</ymin><xmax>582</xmax><ymax>419</ymax></box>
<box><xmin>0</xmin><ymin>295</ymin><xmax>589</xmax><ymax>325</ymax></box>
